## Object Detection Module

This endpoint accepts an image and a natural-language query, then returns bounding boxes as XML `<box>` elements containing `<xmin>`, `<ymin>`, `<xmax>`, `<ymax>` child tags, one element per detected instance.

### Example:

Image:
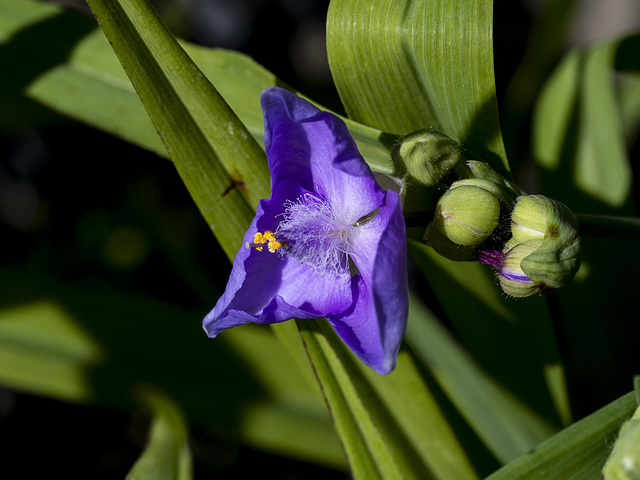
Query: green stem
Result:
<box><xmin>576</xmin><ymin>214</ymin><xmax>640</xmax><ymax>241</ymax></box>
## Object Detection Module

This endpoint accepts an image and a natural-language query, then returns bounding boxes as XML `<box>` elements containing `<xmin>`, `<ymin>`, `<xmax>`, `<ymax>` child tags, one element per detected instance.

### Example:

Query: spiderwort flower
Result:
<box><xmin>203</xmin><ymin>87</ymin><xmax>408</xmax><ymax>375</ymax></box>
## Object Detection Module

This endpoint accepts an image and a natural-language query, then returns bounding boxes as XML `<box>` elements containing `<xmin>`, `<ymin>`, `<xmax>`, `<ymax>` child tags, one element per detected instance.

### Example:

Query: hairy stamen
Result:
<box><xmin>276</xmin><ymin>193</ymin><xmax>351</xmax><ymax>274</ymax></box>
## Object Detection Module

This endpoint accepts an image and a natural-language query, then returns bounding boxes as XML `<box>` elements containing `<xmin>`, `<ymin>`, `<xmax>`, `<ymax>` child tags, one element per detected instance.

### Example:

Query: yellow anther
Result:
<box><xmin>245</xmin><ymin>231</ymin><xmax>287</xmax><ymax>253</ymax></box>
<box><xmin>267</xmin><ymin>240</ymin><xmax>288</xmax><ymax>253</ymax></box>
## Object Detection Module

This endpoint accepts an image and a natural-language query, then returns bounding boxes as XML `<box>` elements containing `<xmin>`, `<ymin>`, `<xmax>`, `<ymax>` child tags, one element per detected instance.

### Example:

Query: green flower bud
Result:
<box><xmin>456</xmin><ymin>160</ymin><xmax>526</xmax><ymax>202</ymax></box>
<box><xmin>474</xmin><ymin>193</ymin><xmax>581</xmax><ymax>297</ymax></box>
<box><xmin>478</xmin><ymin>194</ymin><xmax>581</xmax><ymax>297</ymax></box>
<box><xmin>434</xmin><ymin>184</ymin><xmax>501</xmax><ymax>246</ymax></box>
<box><xmin>511</xmin><ymin>195</ymin><xmax>553</xmax><ymax>243</ymax></box>
<box><xmin>498</xmin><ymin>240</ymin><xmax>544</xmax><ymax>298</ymax></box>
<box><xmin>449</xmin><ymin>178</ymin><xmax>513</xmax><ymax>205</ymax></box>
<box><xmin>512</xmin><ymin>195</ymin><xmax>581</xmax><ymax>290</ymax></box>
<box><xmin>423</xmin><ymin>222</ymin><xmax>477</xmax><ymax>261</ymax></box>
<box><xmin>391</xmin><ymin>129</ymin><xmax>461</xmax><ymax>187</ymax></box>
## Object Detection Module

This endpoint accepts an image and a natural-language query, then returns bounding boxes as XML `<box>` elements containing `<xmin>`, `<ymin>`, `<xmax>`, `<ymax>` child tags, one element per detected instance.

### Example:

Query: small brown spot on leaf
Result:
<box><xmin>221</xmin><ymin>175</ymin><xmax>247</xmax><ymax>197</ymax></box>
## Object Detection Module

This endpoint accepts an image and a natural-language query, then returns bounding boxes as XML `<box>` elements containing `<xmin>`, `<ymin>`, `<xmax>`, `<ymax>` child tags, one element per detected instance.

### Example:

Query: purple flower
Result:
<box><xmin>203</xmin><ymin>87</ymin><xmax>408</xmax><ymax>375</ymax></box>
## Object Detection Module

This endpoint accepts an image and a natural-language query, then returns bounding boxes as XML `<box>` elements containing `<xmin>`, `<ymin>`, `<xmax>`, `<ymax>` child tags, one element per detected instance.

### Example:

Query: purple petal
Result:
<box><xmin>203</xmin><ymin>179</ymin><xmax>353</xmax><ymax>338</ymax></box>
<box><xmin>500</xmin><ymin>271</ymin><xmax>532</xmax><ymax>283</ymax></box>
<box><xmin>261</xmin><ymin>87</ymin><xmax>382</xmax><ymax>224</ymax></box>
<box><xmin>328</xmin><ymin>190</ymin><xmax>408</xmax><ymax>374</ymax></box>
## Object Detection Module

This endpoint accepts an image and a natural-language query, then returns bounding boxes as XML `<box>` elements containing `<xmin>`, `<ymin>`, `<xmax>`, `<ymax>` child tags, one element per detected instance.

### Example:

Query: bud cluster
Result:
<box><xmin>491</xmin><ymin>194</ymin><xmax>581</xmax><ymax>297</ymax></box>
<box><xmin>392</xmin><ymin>129</ymin><xmax>581</xmax><ymax>297</ymax></box>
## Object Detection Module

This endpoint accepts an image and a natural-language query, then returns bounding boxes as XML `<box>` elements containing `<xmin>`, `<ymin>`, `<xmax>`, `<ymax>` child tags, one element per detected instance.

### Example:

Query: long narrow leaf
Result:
<box><xmin>326</xmin><ymin>3</ymin><xmax>570</xmax><ymax>443</ymax></box>
<box><xmin>406</xmin><ymin>294</ymin><xmax>558</xmax><ymax>463</ymax></box>
<box><xmin>0</xmin><ymin>270</ymin><xmax>344</xmax><ymax>467</ymax></box>
<box><xmin>327</xmin><ymin>0</ymin><xmax>509</xmax><ymax>176</ymax></box>
<box><xmin>296</xmin><ymin>319</ymin><xmax>479</xmax><ymax>480</ymax></box>
<box><xmin>532</xmin><ymin>37</ymin><xmax>636</xmax><ymax>210</ymax></box>
<box><xmin>1</xmin><ymin>0</ymin><xmax>394</xmax><ymax>174</ymax></box>
<box><xmin>486</xmin><ymin>391</ymin><xmax>638</xmax><ymax>480</ymax></box>
<box><xmin>328</xmin><ymin>0</ymin><xmax>570</xmax><ymax>466</ymax></box>
<box><xmin>126</xmin><ymin>387</ymin><xmax>192</xmax><ymax>480</ymax></box>
<box><xmin>89</xmin><ymin>0</ymin><xmax>269</xmax><ymax>258</ymax></box>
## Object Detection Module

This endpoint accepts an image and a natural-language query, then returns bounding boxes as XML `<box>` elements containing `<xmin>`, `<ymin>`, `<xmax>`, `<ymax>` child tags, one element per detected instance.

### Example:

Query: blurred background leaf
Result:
<box><xmin>529</xmin><ymin>32</ymin><xmax>640</xmax><ymax>419</ymax></box>
<box><xmin>0</xmin><ymin>270</ymin><xmax>344</xmax><ymax>468</ymax></box>
<box><xmin>125</xmin><ymin>387</ymin><xmax>192</xmax><ymax>480</ymax></box>
<box><xmin>532</xmin><ymin>36</ymin><xmax>637</xmax><ymax>211</ymax></box>
<box><xmin>406</xmin><ymin>293</ymin><xmax>559</xmax><ymax>464</ymax></box>
<box><xmin>408</xmin><ymin>243</ymin><xmax>570</xmax><ymax>456</ymax></box>
<box><xmin>0</xmin><ymin>0</ymin><xmax>394</xmax><ymax>176</ymax></box>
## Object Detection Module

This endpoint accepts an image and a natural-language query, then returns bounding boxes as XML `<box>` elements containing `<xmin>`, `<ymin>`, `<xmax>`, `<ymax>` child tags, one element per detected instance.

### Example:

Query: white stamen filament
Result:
<box><xmin>276</xmin><ymin>193</ymin><xmax>352</xmax><ymax>274</ymax></box>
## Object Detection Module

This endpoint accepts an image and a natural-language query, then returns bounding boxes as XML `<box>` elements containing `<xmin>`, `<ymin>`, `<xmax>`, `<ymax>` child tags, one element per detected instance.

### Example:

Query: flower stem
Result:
<box><xmin>576</xmin><ymin>214</ymin><xmax>640</xmax><ymax>241</ymax></box>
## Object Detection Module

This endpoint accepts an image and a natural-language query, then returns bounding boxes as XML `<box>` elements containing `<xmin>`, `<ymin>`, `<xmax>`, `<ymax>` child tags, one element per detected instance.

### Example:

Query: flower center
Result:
<box><xmin>245</xmin><ymin>193</ymin><xmax>380</xmax><ymax>275</ymax></box>
<box><xmin>276</xmin><ymin>193</ymin><xmax>352</xmax><ymax>274</ymax></box>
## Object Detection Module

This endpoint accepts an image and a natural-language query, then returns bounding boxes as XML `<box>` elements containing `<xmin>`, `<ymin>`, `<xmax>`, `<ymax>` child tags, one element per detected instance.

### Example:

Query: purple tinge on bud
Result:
<box><xmin>203</xmin><ymin>87</ymin><xmax>409</xmax><ymax>375</ymax></box>
<box><xmin>477</xmin><ymin>241</ymin><xmax>543</xmax><ymax>298</ymax></box>
<box><xmin>476</xmin><ymin>250</ymin><xmax>504</xmax><ymax>270</ymax></box>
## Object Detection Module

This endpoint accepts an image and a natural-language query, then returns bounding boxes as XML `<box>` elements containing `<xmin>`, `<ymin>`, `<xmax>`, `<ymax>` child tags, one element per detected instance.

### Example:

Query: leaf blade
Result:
<box><xmin>486</xmin><ymin>392</ymin><xmax>637</xmax><ymax>480</ymax></box>
<box><xmin>126</xmin><ymin>388</ymin><xmax>193</xmax><ymax>480</ymax></box>
<box><xmin>532</xmin><ymin>38</ymin><xmax>636</xmax><ymax>210</ymax></box>
<box><xmin>296</xmin><ymin>319</ymin><xmax>479</xmax><ymax>480</ymax></box>
<box><xmin>406</xmin><ymin>293</ymin><xmax>558</xmax><ymax>464</ymax></box>
<box><xmin>327</xmin><ymin>0</ymin><xmax>509</xmax><ymax>175</ymax></box>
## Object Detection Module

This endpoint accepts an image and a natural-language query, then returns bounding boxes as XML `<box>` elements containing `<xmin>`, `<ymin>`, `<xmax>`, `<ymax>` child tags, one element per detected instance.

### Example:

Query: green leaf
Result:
<box><xmin>0</xmin><ymin>0</ymin><xmax>395</xmax><ymax>175</ymax></box>
<box><xmin>326</xmin><ymin>10</ymin><xmax>567</xmax><ymax>459</ymax></box>
<box><xmin>327</xmin><ymin>0</ymin><xmax>509</xmax><ymax>176</ymax></box>
<box><xmin>406</xmin><ymin>294</ymin><xmax>558</xmax><ymax>464</ymax></box>
<box><xmin>601</xmin><ymin>378</ymin><xmax>640</xmax><ymax>480</ymax></box>
<box><xmin>408</xmin><ymin>242</ymin><xmax>570</xmax><ymax>453</ymax></box>
<box><xmin>0</xmin><ymin>270</ymin><xmax>344</xmax><ymax>468</ymax></box>
<box><xmin>326</xmin><ymin>4</ymin><xmax>568</xmax><ymax>462</ymax></box>
<box><xmin>486</xmin><ymin>391</ymin><xmax>638</xmax><ymax>480</ymax></box>
<box><xmin>501</xmin><ymin>0</ymin><xmax>577</xmax><ymax>158</ymax></box>
<box><xmin>531</xmin><ymin>35</ymin><xmax>639</xmax><ymax>414</ymax></box>
<box><xmin>126</xmin><ymin>387</ymin><xmax>192</xmax><ymax>480</ymax></box>
<box><xmin>295</xmin><ymin>319</ymin><xmax>479</xmax><ymax>480</ymax></box>
<box><xmin>0</xmin><ymin>298</ymin><xmax>103</xmax><ymax>402</ymax></box>
<box><xmin>83</xmin><ymin>0</ymin><xmax>271</xmax><ymax>259</ymax></box>
<box><xmin>618</xmin><ymin>72</ymin><xmax>640</xmax><ymax>145</ymax></box>
<box><xmin>532</xmin><ymin>36</ymin><xmax>637</xmax><ymax>210</ymax></box>
<box><xmin>0</xmin><ymin>0</ymin><xmax>60</xmax><ymax>40</ymax></box>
